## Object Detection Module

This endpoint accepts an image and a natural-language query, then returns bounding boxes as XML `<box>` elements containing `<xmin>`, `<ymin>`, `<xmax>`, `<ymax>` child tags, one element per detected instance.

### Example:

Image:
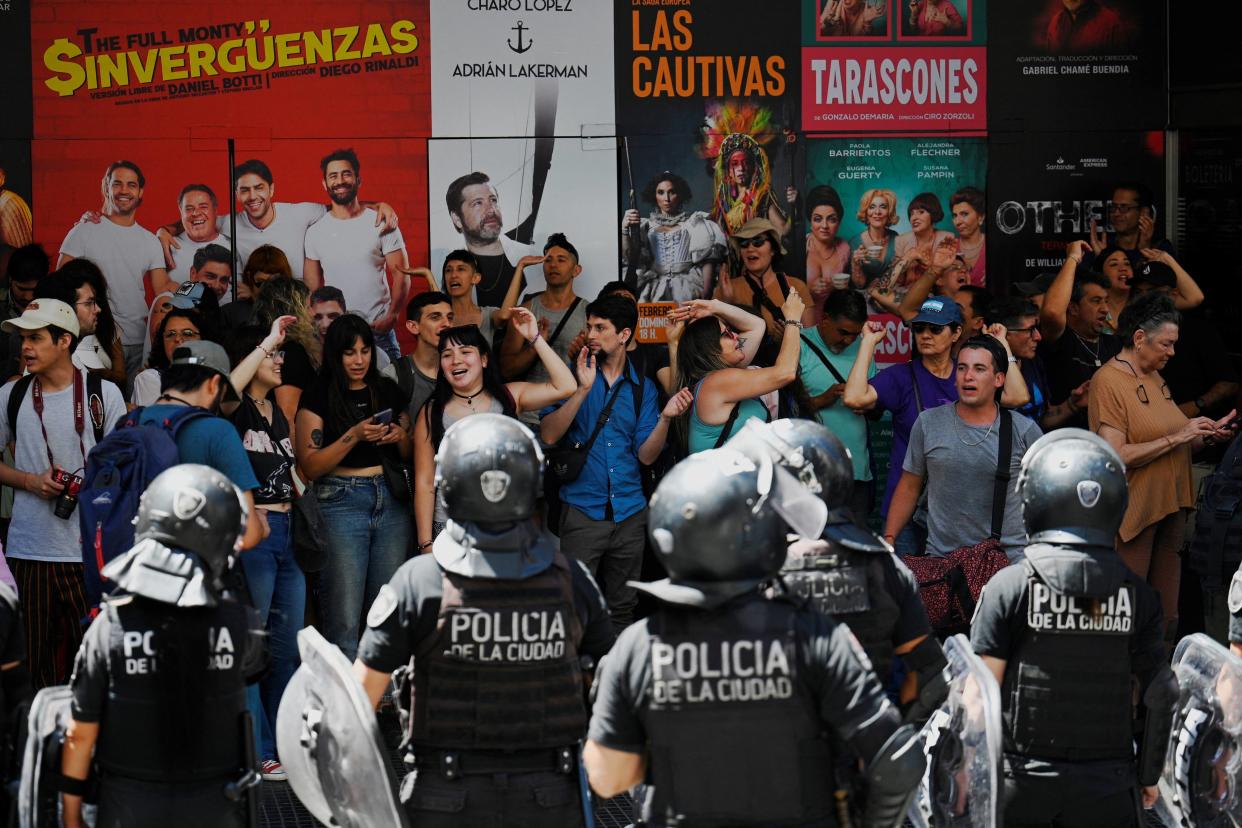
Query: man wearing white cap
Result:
<box><xmin>0</xmin><ymin>299</ymin><xmax>125</xmax><ymax>688</ymax></box>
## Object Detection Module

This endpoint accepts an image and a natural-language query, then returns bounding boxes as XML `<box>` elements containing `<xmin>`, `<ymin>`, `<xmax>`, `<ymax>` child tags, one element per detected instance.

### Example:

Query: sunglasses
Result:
<box><xmin>912</xmin><ymin>322</ymin><xmax>947</xmax><ymax>335</ymax></box>
<box><xmin>737</xmin><ymin>237</ymin><xmax>770</xmax><ymax>249</ymax></box>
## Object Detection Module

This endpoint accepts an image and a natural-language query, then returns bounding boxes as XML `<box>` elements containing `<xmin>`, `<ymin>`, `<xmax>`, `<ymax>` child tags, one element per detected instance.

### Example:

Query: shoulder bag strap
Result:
<box><xmin>801</xmin><ymin>334</ymin><xmax>847</xmax><ymax>385</ymax></box>
<box><xmin>908</xmin><ymin>360</ymin><xmax>924</xmax><ymax>413</ymax></box>
<box><xmin>741</xmin><ymin>273</ymin><xmax>786</xmax><ymax>324</ymax></box>
<box><xmin>6</xmin><ymin>374</ymin><xmax>34</xmax><ymax>444</ymax></box>
<box><xmin>990</xmin><ymin>408</ymin><xmax>1013</xmax><ymax>541</ymax></box>
<box><xmin>713</xmin><ymin>400</ymin><xmax>744</xmax><ymax>449</ymax></box>
<box><xmin>578</xmin><ymin>380</ymin><xmax>625</xmax><ymax>455</ymax></box>
<box><xmin>545</xmin><ymin>297</ymin><xmax>583</xmax><ymax>349</ymax></box>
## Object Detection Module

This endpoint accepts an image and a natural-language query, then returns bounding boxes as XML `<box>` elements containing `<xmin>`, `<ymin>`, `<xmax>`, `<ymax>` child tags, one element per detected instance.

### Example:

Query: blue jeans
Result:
<box><xmin>240</xmin><ymin>511</ymin><xmax>305</xmax><ymax>761</ymax></box>
<box><xmin>315</xmin><ymin>474</ymin><xmax>410</xmax><ymax>661</ymax></box>
<box><xmin>374</xmin><ymin>328</ymin><xmax>402</xmax><ymax>363</ymax></box>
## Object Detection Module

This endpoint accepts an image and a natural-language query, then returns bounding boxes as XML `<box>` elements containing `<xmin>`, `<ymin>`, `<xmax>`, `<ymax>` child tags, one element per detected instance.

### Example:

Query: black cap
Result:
<box><xmin>1132</xmin><ymin>260</ymin><xmax>1176</xmax><ymax>289</ymax></box>
<box><xmin>1012</xmin><ymin>271</ymin><xmax>1058</xmax><ymax>297</ymax></box>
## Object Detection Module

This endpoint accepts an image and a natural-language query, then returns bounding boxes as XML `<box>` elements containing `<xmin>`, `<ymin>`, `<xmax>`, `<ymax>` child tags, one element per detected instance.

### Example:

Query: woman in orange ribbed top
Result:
<box><xmin>1089</xmin><ymin>292</ymin><xmax>1237</xmax><ymax>636</ymax></box>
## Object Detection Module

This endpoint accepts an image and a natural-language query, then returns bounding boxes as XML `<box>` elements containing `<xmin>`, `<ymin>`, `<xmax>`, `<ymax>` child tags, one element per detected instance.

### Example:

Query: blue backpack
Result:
<box><xmin>78</xmin><ymin>405</ymin><xmax>210</xmax><ymax>608</ymax></box>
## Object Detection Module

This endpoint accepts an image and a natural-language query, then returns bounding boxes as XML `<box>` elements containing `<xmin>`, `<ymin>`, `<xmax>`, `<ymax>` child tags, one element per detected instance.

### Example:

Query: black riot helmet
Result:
<box><xmin>1017</xmin><ymin>428</ymin><xmax>1128</xmax><ymax>548</ymax></box>
<box><xmin>725</xmin><ymin>418</ymin><xmax>885</xmax><ymax>551</ymax></box>
<box><xmin>134</xmin><ymin>463</ymin><xmax>248</xmax><ymax>580</ymax></box>
<box><xmin>435</xmin><ymin>413</ymin><xmax>543</xmax><ymax>525</ymax></box>
<box><xmin>634</xmin><ymin>448</ymin><xmax>826</xmax><ymax>608</ymax></box>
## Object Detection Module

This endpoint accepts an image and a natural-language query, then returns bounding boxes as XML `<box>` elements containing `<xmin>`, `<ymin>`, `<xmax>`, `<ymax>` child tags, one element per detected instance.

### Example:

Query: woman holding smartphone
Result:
<box><xmin>295</xmin><ymin>313</ymin><xmax>411</xmax><ymax>660</ymax></box>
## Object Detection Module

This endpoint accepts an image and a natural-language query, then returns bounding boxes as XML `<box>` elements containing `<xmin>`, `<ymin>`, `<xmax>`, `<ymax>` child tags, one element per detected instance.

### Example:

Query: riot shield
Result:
<box><xmin>275</xmin><ymin>627</ymin><xmax>408</xmax><ymax>828</ymax></box>
<box><xmin>908</xmin><ymin>634</ymin><xmax>1002</xmax><ymax>828</ymax></box>
<box><xmin>18</xmin><ymin>685</ymin><xmax>73</xmax><ymax>828</ymax></box>
<box><xmin>1157</xmin><ymin>633</ymin><xmax>1242</xmax><ymax>828</ymax></box>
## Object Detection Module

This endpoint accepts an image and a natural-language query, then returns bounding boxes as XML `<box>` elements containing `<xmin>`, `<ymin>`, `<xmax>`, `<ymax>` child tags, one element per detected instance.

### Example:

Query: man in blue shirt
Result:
<box><xmin>541</xmin><ymin>294</ymin><xmax>691</xmax><ymax>631</ymax></box>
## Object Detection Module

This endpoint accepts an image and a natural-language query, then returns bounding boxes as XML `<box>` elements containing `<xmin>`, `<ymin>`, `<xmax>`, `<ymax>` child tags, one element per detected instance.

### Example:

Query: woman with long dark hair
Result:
<box><xmin>413</xmin><ymin>308</ymin><xmax>576</xmax><ymax>549</ymax></box>
<box><xmin>130</xmin><ymin>305</ymin><xmax>215</xmax><ymax>406</ymax></box>
<box><xmin>673</xmin><ymin>291</ymin><xmax>804</xmax><ymax>454</ymax></box>
<box><xmin>294</xmin><ymin>314</ymin><xmax>410</xmax><ymax>660</ymax></box>
<box><xmin>252</xmin><ymin>278</ymin><xmax>320</xmax><ymax>444</ymax></box>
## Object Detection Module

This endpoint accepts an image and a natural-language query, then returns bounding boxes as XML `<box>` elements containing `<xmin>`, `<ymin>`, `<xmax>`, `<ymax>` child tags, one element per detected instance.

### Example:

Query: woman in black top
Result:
<box><xmin>294</xmin><ymin>314</ymin><xmax>411</xmax><ymax>660</ymax></box>
<box><xmin>225</xmin><ymin>318</ymin><xmax>302</xmax><ymax>779</ymax></box>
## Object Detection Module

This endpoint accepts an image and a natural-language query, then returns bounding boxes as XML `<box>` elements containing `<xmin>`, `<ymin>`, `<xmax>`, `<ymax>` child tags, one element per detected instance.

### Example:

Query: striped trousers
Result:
<box><xmin>8</xmin><ymin>560</ymin><xmax>90</xmax><ymax>690</ymax></box>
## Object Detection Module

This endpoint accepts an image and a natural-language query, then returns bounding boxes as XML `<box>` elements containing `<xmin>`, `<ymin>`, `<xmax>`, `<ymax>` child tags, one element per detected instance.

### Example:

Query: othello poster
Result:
<box><xmin>989</xmin><ymin>0</ymin><xmax>1167</xmax><ymax>131</ymax></box>
<box><xmin>804</xmin><ymin>135</ymin><xmax>986</xmax><ymax>364</ymax></box>
<box><xmin>988</xmin><ymin>130</ymin><xmax>1165</xmax><ymax>286</ymax></box>
<box><xmin>801</xmin><ymin>0</ymin><xmax>987</xmax><ymax>134</ymax></box>
<box><xmin>614</xmin><ymin>0</ymin><xmax>802</xmax><ymax>302</ymax></box>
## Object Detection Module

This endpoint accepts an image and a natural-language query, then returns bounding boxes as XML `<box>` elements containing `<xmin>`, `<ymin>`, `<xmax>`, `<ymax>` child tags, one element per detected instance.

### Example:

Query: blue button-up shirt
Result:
<box><xmin>543</xmin><ymin>361</ymin><xmax>659</xmax><ymax>523</ymax></box>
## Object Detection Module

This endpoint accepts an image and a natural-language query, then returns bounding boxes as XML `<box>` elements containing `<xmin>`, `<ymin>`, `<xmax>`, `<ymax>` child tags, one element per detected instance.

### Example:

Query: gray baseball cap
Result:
<box><xmin>170</xmin><ymin>340</ymin><xmax>238</xmax><ymax>403</ymax></box>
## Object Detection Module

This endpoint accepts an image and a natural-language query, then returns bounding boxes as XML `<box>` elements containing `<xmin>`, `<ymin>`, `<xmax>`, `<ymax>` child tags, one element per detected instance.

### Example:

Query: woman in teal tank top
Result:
<box><xmin>671</xmin><ymin>288</ymin><xmax>806</xmax><ymax>454</ymax></box>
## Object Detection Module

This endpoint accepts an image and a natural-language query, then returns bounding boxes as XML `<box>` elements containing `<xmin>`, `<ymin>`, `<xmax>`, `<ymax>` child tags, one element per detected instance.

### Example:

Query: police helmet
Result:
<box><xmin>1017</xmin><ymin>428</ymin><xmax>1127</xmax><ymax>548</ymax></box>
<box><xmin>134</xmin><ymin>463</ymin><xmax>248</xmax><ymax>580</ymax></box>
<box><xmin>634</xmin><ymin>449</ymin><xmax>793</xmax><ymax>608</ymax></box>
<box><xmin>435</xmin><ymin>413</ymin><xmax>543</xmax><ymax>524</ymax></box>
<box><xmin>726</xmin><ymin>418</ymin><xmax>885</xmax><ymax>552</ymax></box>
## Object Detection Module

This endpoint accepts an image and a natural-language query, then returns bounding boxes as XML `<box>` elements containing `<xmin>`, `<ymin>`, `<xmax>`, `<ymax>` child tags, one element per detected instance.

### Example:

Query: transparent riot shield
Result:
<box><xmin>18</xmin><ymin>685</ymin><xmax>73</xmax><ymax>828</ymax></box>
<box><xmin>1157</xmin><ymin>633</ymin><xmax>1242</xmax><ymax>828</ymax></box>
<box><xmin>908</xmin><ymin>634</ymin><xmax>1002</xmax><ymax>828</ymax></box>
<box><xmin>275</xmin><ymin>627</ymin><xmax>408</xmax><ymax>828</ymax></box>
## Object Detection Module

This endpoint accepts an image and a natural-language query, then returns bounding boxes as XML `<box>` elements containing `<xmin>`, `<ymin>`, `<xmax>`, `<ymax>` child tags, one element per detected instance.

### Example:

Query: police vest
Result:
<box><xmin>1003</xmin><ymin>561</ymin><xmax>1135</xmax><ymax>762</ymax></box>
<box><xmin>96</xmin><ymin>596</ymin><xmax>250</xmax><ymax>782</ymax></box>
<box><xmin>644</xmin><ymin>596</ymin><xmax>835</xmax><ymax>826</ymax></box>
<box><xmin>410</xmin><ymin>551</ymin><xmax>586</xmax><ymax>751</ymax></box>
<box><xmin>781</xmin><ymin>543</ymin><xmax>900</xmax><ymax>684</ymax></box>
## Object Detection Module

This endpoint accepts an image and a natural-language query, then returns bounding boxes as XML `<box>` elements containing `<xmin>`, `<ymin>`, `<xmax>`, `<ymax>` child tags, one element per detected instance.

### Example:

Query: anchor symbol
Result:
<box><xmin>508</xmin><ymin>20</ymin><xmax>532</xmax><ymax>54</ymax></box>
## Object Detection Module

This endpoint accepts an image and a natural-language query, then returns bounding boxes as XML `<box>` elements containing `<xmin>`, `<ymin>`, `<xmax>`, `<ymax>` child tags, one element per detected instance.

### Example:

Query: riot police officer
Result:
<box><xmin>584</xmin><ymin>447</ymin><xmax>925</xmax><ymax>828</ymax></box>
<box><xmin>971</xmin><ymin>429</ymin><xmax>1179</xmax><ymax>826</ymax></box>
<box><xmin>60</xmin><ymin>463</ymin><xmax>263</xmax><ymax>828</ymax></box>
<box><xmin>726</xmin><ymin>418</ymin><xmax>948</xmax><ymax>722</ymax></box>
<box><xmin>353</xmin><ymin>413</ymin><xmax>615</xmax><ymax>826</ymax></box>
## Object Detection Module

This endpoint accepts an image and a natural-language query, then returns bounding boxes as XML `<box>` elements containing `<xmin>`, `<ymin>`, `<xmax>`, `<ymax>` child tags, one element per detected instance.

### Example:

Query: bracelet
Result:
<box><xmin>783</xmin><ymin>319</ymin><xmax>803</xmax><ymax>329</ymax></box>
<box><xmin>417</xmin><ymin>540</ymin><xmax>433</xmax><ymax>551</ymax></box>
<box><xmin>527</xmin><ymin>332</ymin><xmax>542</xmax><ymax>346</ymax></box>
<box><xmin>257</xmin><ymin>344</ymin><xmax>274</xmax><ymax>358</ymax></box>
<box><xmin>1007</xmin><ymin>356</ymin><xmax>1018</xmax><ymax>364</ymax></box>
<box><xmin>1069</xmin><ymin>255</ymin><xmax>1082</xmax><ymax>264</ymax></box>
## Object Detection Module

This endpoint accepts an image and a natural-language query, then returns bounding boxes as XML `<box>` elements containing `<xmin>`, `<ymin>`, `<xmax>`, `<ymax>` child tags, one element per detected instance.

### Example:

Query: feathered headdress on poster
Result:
<box><xmin>699</xmin><ymin>101</ymin><xmax>781</xmax><ymax>234</ymax></box>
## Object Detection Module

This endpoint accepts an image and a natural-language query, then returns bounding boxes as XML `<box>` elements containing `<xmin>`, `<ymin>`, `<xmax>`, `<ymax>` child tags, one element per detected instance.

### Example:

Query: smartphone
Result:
<box><xmin>371</xmin><ymin>408</ymin><xmax>394</xmax><ymax>426</ymax></box>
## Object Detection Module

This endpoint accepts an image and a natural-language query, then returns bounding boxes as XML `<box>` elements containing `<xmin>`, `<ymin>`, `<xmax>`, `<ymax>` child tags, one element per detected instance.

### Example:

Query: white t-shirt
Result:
<box><xmin>59</xmin><ymin>219</ymin><xmax>165</xmax><ymax>346</ymax></box>
<box><xmin>304</xmin><ymin>208</ymin><xmax>405</xmax><ymax>324</ymax></box>
<box><xmin>167</xmin><ymin>232</ymin><xmax>232</xmax><ymax>284</ymax></box>
<box><xmin>0</xmin><ymin>370</ymin><xmax>127</xmax><ymax>562</ymax></box>
<box><xmin>222</xmin><ymin>202</ymin><xmax>326</xmax><ymax>280</ymax></box>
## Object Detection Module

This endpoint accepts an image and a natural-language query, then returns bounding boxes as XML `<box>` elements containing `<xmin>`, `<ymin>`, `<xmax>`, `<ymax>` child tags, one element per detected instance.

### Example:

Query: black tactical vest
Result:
<box><xmin>644</xmin><ymin>596</ymin><xmax>835</xmax><ymax>827</ymax></box>
<box><xmin>411</xmin><ymin>552</ymin><xmax>586</xmax><ymax>750</ymax></box>
<box><xmin>781</xmin><ymin>544</ymin><xmax>900</xmax><ymax>684</ymax></box>
<box><xmin>1003</xmin><ymin>561</ymin><xmax>1135</xmax><ymax>762</ymax></box>
<box><xmin>96</xmin><ymin>596</ymin><xmax>250</xmax><ymax>781</ymax></box>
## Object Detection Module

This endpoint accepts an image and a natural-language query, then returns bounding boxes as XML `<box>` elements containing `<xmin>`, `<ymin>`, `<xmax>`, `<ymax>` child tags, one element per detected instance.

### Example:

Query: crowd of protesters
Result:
<box><xmin>0</xmin><ymin>160</ymin><xmax>1238</xmax><ymax>787</ymax></box>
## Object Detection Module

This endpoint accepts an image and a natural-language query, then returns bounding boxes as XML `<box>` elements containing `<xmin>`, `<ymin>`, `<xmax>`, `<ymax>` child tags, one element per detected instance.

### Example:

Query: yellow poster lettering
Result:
<box><xmin>97</xmin><ymin>52</ymin><xmax>128</xmax><ymax>89</ymax></box>
<box><xmin>218</xmin><ymin>39</ymin><xmax>245</xmax><ymax>73</ymax></box>
<box><xmin>389</xmin><ymin>20</ymin><xmax>418</xmax><ymax>54</ymax></box>
<box><xmin>275</xmin><ymin>32</ymin><xmax>303</xmax><ymax>66</ymax></box>
<box><xmin>333</xmin><ymin>26</ymin><xmax>361</xmax><ymax>61</ymax></box>
<box><xmin>361</xmin><ymin>23</ymin><xmax>392</xmax><ymax>58</ymax></box>
<box><xmin>185</xmin><ymin>43</ymin><xmax>217</xmax><ymax>77</ymax></box>
<box><xmin>128</xmin><ymin>47</ymin><xmax>161</xmax><ymax>83</ymax></box>
<box><xmin>43</xmin><ymin>37</ymin><xmax>86</xmax><ymax>97</ymax></box>
<box><xmin>302</xmin><ymin>30</ymin><xmax>332</xmax><ymax>64</ymax></box>
<box><xmin>159</xmin><ymin>45</ymin><xmax>189</xmax><ymax>80</ymax></box>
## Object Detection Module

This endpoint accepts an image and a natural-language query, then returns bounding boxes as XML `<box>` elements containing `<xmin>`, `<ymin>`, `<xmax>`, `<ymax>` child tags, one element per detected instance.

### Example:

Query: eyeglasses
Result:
<box><xmin>912</xmin><ymin>322</ymin><xmax>947</xmax><ymax>335</ymax></box>
<box><xmin>1009</xmin><ymin>325</ymin><xmax>1040</xmax><ymax>337</ymax></box>
<box><xmin>75</xmin><ymin>299</ymin><xmax>100</xmax><ymax>309</ymax></box>
<box><xmin>719</xmin><ymin>327</ymin><xmax>738</xmax><ymax>342</ymax></box>
<box><xmin>163</xmin><ymin>328</ymin><xmax>201</xmax><ymax>342</ymax></box>
<box><xmin>737</xmin><ymin>237</ymin><xmax>769</xmax><ymax>249</ymax></box>
<box><xmin>1135</xmin><ymin>382</ymin><xmax>1171</xmax><ymax>405</ymax></box>
<box><xmin>1108</xmin><ymin>203</ymin><xmax>1139</xmax><ymax>214</ymax></box>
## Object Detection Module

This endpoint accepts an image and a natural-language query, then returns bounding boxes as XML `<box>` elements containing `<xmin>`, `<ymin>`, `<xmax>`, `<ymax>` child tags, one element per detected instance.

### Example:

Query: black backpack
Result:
<box><xmin>1188</xmin><ymin>438</ymin><xmax>1242</xmax><ymax>587</ymax></box>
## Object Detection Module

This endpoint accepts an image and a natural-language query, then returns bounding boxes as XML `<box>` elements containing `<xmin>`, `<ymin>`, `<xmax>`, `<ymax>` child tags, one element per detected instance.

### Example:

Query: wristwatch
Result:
<box><xmin>1008</xmin><ymin>356</ymin><xmax>1018</xmax><ymax>364</ymax></box>
<box><xmin>1195</xmin><ymin>396</ymin><xmax>1208</xmax><ymax>413</ymax></box>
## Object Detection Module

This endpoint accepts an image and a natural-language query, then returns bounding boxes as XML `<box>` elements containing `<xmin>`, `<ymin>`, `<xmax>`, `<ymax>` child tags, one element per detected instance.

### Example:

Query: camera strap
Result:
<box><xmin>31</xmin><ymin>369</ymin><xmax>87</xmax><ymax>472</ymax></box>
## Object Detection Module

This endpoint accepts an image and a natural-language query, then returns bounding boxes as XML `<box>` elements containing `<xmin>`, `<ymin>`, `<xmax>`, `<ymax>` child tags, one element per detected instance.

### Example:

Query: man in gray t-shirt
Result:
<box><xmin>884</xmin><ymin>336</ymin><xmax>1042</xmax><ymax>559</ymax></box>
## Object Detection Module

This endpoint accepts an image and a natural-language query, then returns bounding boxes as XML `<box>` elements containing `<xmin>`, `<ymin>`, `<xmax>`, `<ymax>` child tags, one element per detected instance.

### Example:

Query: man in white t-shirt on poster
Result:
<box><xmin>57</xmin><ymin>160</ymin><xmax>172</xmax><ymax>388</ymax></box>
<box><xmin>158</xmin><ymin>158</ymin><xmax>400</xmax><ymax>284</ymax></box>
<box><xmin>303</xmin><ymin>148</ymin><xmax>410</xmax><ymax>362</ymax></box>
<box><xmin>166</xmin><ymin>184</ymin><xmax>231</xmax><ymax>285</ymax></box>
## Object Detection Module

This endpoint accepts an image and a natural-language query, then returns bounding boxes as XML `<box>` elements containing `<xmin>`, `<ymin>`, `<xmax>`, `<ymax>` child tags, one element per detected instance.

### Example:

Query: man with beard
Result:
<box><xmin>540</xmin><ymin>294</ymin><xmax>692</xmax><ymax>631</ymax></box>
<box><xmin>166</xmin><ymin>185</ymin><xmax>231</xmax><ymax>285</ymax></box>
<box><xmin>58</xmin><ymin>161</ymin><xmax>172</xmax><ymax>384</ymax></box>
<box><xmin>1039</xmin><ymin>239</ymin><xmax>1120</xmax><ymax>430</ymax></box>
<box><xmin>303</xmin><ymin>148</ymin><xmax>410</xmax><ymax>363</ymax></box>
<box><xmin>381</xmin><ymin>290</ymin><xmax>453</xmax><ymax>426</ymax></box>
<box><xmin>441</xmin><ymin>171</ymin><xmax>538</xmax><ymax>308</ymax></box>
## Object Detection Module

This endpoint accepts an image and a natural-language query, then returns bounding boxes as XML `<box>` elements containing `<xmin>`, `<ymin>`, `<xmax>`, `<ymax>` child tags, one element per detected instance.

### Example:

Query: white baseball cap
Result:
<box><xmin>1</xmin><ymin>298</ymin><xmax>80</xmax><ymax>337</ymax></box>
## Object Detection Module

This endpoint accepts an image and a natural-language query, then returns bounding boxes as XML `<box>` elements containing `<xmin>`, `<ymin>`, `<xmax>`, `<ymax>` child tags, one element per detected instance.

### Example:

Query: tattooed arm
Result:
<box><xmin>294</xmin><ymin>409</ymin><xmax>368</xmax><ymax>480</ymax></box>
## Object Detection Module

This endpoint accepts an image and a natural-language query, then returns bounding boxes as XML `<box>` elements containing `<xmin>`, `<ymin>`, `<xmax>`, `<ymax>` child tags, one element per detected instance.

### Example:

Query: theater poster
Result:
<box><xmin>804</xmin><ymin>134</ymin><xmax>986</xmax><ymax>364</ymax></box>
<box><xmin>614</xmin><ymin>0</ymin><xmax>802</xmax><ymax>311</ymax></box>
<box><xmin>988</xmin><ymin>0</ymin><xmax>1167</xmax><ymax>131</ymax></box>
<box><xmin>988</xmin><ymin>130</ymin><xmax>1165</xmax><ymax>288</ymax></box>
<box><xmin>30</xmin><ymin>0</ymin><xmax>431</xmax><ymax>347</ymax></box>
<box><xmin>801</xmin><ymin>0</ymin><xmax>987</xmax><ymax>134</ymax></box>
<box><xmin>428</xmin><ymin>0</ymin><xmax>617</xmax><ymax>299</ymax></box>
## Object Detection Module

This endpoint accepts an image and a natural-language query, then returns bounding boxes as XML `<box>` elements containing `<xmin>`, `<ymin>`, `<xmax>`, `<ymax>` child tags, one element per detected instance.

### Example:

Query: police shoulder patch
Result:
<box><xmin>1229</xmin><ymin>569</ymin><xmax>1242</xmax><ymax>615</ymax></box>
<box><xmin>367</xmin><ymin>584</ymin><xmax>399</xmax><ymax>628</ymax></box>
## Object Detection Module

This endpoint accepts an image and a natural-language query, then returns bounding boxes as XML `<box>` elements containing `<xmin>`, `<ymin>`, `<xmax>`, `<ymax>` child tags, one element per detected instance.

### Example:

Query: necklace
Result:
<box><xmin>247</xmin><ymin>393</ymin><xmax>269</xmax><ymax>408</ymax></box>
<box><xmin>453</xmin><ymin>388</ymin><xmax>485</xmax><ymax>408</ymax></box>
<box><xmin>1070</xmin><ymin>329</ymin><xmax>1101</xmax><ymax>367</ymax></box>
<box><xmin>958</xmin><ymin>236</ymin><xmax>982</xmax><ymax>255</ymax></box>
<box><xmin>952</xmin><ymin>403</ymin><xmax>996</xmax><ymax>447</ymax></box>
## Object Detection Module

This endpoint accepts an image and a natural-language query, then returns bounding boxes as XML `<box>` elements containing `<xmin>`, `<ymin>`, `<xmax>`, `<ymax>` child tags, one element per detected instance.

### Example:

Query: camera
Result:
<box><xmin>51</xmin><ymin>469</ymin><xmax>83</xmax><ymax>520</ymax></box>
